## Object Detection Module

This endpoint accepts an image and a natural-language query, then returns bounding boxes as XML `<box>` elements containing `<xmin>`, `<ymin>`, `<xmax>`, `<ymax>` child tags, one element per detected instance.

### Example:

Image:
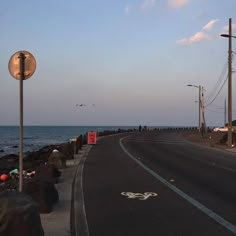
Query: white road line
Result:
<box><xmin>126</xmin><ymin>139</ymin><xmax>186</xmax><ymax>145</ymax></box>
<box><xmin>126</xmin><ymin>138</ymin><xmax>236</xmax><ymax>172</ymax></box>
<box><xmin>120</xmin><ymin>136</ymin><xmax>236</xmax><ymax>234</ymax></box>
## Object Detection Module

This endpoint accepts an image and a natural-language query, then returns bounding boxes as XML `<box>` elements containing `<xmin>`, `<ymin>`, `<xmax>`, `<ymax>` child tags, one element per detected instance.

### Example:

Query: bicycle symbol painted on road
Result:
<box><xmin>121</xmin><ymin>192</ymin><xmax>158</xmax><ymax>200</ymax></box>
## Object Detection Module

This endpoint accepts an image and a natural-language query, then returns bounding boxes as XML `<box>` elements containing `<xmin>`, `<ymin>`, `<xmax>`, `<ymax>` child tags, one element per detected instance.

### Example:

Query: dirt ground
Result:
<box><xmin>182</xmin><ymin>130</ymin><xmax>234</xmax><ymax>150</ymax></box>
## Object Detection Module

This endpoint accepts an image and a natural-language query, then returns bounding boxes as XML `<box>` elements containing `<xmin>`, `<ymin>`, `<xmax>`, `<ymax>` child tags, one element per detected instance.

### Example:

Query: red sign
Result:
<box><xmin>87</xmin><ymin>132</ymin><xmax>96</xmax><ymax>145</ymax></box>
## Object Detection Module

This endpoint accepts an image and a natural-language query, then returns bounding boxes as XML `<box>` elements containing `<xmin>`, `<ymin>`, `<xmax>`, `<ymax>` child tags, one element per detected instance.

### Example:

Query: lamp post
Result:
<box><xmin>220</xmin><ymin>18</ymin><xmax>236</xmax><ymax>147</ymax></box>
<box><xmin>187</xmin><ymin>84</ymin><xmax>201</xmax><ymax>131</ymax></box>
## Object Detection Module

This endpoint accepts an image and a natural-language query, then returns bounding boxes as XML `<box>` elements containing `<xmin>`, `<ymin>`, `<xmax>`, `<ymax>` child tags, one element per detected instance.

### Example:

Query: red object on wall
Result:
<box><xmin>87</xmin><ymin>132</ymin><xmax>97</xmax><ymax>145</ymax></box>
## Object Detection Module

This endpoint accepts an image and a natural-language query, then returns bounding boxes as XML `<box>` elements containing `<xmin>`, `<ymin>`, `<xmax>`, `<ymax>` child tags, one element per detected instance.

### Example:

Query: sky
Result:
<box><xmin>1</xmin><ymin>0</ymin><xmax>236</xmax><ymax>127</ymax></box>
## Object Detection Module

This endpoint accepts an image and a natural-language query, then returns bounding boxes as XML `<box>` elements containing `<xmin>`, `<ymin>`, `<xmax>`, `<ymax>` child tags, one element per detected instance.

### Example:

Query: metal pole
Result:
<box><xmin>225</xmin><ymin>98</ymin><xmax>227</xmax><ymax>126</ymax></box>
<box><xmin>202</xmin><ymin>87</ymin><xmax>207</xmax><ymax>135</ymax></box>
<box><xmin>198</xmin><ymin>85</ymin><xmax>201</xmax><ymax>132</ymax></box>
<box><xmin>19</xmin><ymin>52</ymin><xmax>25</xmax><ymax>192</ymax></box>
<box><xmin>228</xmin><ymin>18</ymin><xmax>232</xmax><ymax>147</ymax></box>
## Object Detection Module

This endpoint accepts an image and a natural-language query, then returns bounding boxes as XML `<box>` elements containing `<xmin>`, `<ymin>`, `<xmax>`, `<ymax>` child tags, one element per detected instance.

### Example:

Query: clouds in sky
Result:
<box><xmin>167</xmin><ymin>0</ymin><xmax>191</xmax><ymax>9</ymax></box>
<box><xmin>221</xmin><ymin>24</ymin><xmax>236</xmax><ymax>33</ymax></box>
<box><xmin>176</xmin><ymin>19</ymin><xmax>219</xmax><ymax>46</ymax></box>
<box><xmin>125</xmin><ymin>0</ymin><xmax>190</xmax><ymax>14</ymax></box>
<box><xmin>202</xmin><ymin>19</ymin><xmax>219</xmax><ymax>31</ymax></box>
<box><xmin>124</xmin><ymin>0</ymin><xmax>156</xmax><ymax>14</ymax></box>
<box><xmin>142</xmin><ymin>0</ymin><xmax>156</xmax><ymax>9</ymax></box>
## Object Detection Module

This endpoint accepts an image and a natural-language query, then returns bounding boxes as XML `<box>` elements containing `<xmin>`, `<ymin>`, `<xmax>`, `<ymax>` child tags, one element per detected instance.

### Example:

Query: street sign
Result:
<box><xmin>8</xmin><ymin>50</ymin><xmax>36</xmax><ymax>192</ymax></box>
<box><xmin>8</xmin><ymin>50</ymin><xmax>36</xmax><ymax>80</ymax></box>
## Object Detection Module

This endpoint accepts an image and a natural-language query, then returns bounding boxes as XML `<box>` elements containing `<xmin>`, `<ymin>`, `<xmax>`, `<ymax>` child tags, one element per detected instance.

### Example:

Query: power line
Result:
<box><xmin>206</xmin><ymin>107</ymin><xmax>236</xmax><ymax>114</ymax></box>
<box><xmin>205</xmin><ymin>53</ymin><xmax>236</xmax><ymax>108</ymax></box>
<box><xmin>205</xmin><ymin>108</ymin><xmax>224</xmax><ymax>114</ymax></box>
<box><xmin>205</xmin><ymin>74</ymin><xmax>227</xmax><ymax>107</ymax></box>
<box><xmin>205</xmin><ymin>60</ymin><xmax>228</xmax><ymax>104</ymax></box>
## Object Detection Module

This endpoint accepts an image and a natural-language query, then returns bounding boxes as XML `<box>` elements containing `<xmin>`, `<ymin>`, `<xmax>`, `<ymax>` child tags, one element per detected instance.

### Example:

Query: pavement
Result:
<box><xmin>73</xmin><ymin>132</ymin><xmax>236</xmax><ymax>235</ymax></box>
<box><xmin>40</xmin><ymin>144</ymin><xmax>92</xmax><ymax>236</ymax></box>
<box><xmin>39</xmin><ymin>131</ymin><xmax>236</xmax><ymax>236</ymax></box>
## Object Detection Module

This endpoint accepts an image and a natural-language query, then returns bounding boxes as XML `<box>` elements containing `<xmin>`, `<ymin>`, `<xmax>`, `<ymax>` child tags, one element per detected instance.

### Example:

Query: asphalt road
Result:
<box><xmin>76</xmin><ymin>131</ymin><xmax>236</xmax><ymax>236</ymax></box>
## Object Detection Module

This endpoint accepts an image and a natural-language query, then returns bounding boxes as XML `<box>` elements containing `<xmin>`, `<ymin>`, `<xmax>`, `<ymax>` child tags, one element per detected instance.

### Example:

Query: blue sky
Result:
<box><xmin>1</xmin><ymin>0</ymin><xmax>236</xmax><ymax>126</ymax></box>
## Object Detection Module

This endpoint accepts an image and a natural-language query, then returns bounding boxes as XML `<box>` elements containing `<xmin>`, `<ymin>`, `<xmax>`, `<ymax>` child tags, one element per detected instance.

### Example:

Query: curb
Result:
<box><xmin>71</xmin><ymin>145</ymin><xmax>92</xmax><ymax>236</ymax></box>
<box><xmin>40</xmin><ymin>145</ymin><xmax>91</xmax><ymax>236</ymax></box>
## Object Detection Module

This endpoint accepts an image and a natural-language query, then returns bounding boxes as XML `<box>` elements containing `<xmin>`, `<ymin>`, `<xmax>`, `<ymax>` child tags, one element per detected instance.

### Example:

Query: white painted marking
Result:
<box><xmin>121</xmin><ymin>192</ymin><xmax>158</xmax><ymax>200</ymax></box>
<box><xmin>127</xmin><ymin>137</ymin><xmax>236</xmax><ymax>172</ymax></box>
<box><xmin>125</xmin><ymin>139</ymin><xmax>186</xmax><ymax>145</ymax></box>
<box><xmin>119</xmin><ymin>137</ymin><xmax>236</xmax><ymax>234</ymax></box>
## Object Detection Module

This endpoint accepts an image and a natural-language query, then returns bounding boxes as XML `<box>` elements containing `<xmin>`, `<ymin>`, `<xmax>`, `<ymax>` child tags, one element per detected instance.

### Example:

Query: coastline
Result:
<box><xmin>0</xmin><ymin>126</ymin><xmax>138</xmax><ymax>157</ymax></box>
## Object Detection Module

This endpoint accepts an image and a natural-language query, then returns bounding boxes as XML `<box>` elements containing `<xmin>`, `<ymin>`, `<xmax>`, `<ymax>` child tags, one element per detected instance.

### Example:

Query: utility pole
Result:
<box><xmin>201</xmin><ymin>87</ymin><xmax>207</xmax><ymax>136</ymax></box>
<box><xmin>187</xmin><ymin>84</ymin><xmax>202</xmax><ymax>132</ymax></box>
<box><xmin>221</xmin><ymin>18</ymin><xmax>235</xmax><ymax>147</ymax></box>
<box><xmin>224</xmin><ymin>98</ymin><xmax>227</xmax><ymax>126</ymax></box>
<box><xmin>228</xmin><ymin>18</ymin><xmax>233</xmax><ymax>147</ymax></box>
<box><xmin>198</xmin><ymin>85</ymin><xmax>201</xmax><ymax>132</ymax></box>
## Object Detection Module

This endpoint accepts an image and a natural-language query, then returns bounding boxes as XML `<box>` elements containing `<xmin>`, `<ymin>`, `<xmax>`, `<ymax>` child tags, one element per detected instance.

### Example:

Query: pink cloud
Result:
<box><xmin>176</xmin><ymin>38</ymin><xmax>189</xmax><ymax>46</ymax></box>
<box><xmin>168</xmin><ymin>0</ymin><xmax>191</xmax><ymax>8</ymax></box>
<box><xmin>221</xmin><ymin>24</ymin><xmax>236</xmax><ymax>34</ymax></box>
<box><xmin>202</xmin><ymin>19</ymin><xmax>219</xmax><ymax>31</ymax></box>
<box><xmin>189</xmin><ymin>32</ymin><xmax>209</xmax><ymax>43</ymax></box>
<box><xmin>177</xmin><ymin>32</ymin><xmax>210</xmax><ymax>45</ymax></box>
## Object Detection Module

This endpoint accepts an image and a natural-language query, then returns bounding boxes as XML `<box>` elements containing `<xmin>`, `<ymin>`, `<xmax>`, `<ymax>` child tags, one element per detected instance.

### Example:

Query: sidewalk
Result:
<box><xmin>40</xmin><ymin>145</ymin><xmax>92</xmax><ymax>236</ymax></box>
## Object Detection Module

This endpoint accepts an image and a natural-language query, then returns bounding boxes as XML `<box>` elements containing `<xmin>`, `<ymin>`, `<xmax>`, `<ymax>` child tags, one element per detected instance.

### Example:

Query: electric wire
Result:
<box><xmin>205</xmin><ymin>37</ymin><xmax>236</xmax><ymax>116</ymax></box>
<box><xmin>206</xmin><ymin>108</ymin><xmax>236</xmax><ymax>114</ymax></box>
<box><xmin>205</xmin><ymin>74</ymin><xmax>227</xmax><ymax>107</ymax></box>
<box><xmin>205</xmin><ymin>52</ymin><xmax>235</xmax><ymax>108</ymax></box>
<box><xmin>205</xmin><ymin>108</ymin><xmax>224</xmax><ymax>114</ymax></box>
<box><xmin>205</xmin><ymin>60</ymin><xmax>227</xmax><ymax>104</ymax></box>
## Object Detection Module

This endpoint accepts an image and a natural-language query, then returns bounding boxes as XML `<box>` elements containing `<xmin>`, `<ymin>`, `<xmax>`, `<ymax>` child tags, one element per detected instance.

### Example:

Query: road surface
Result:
<box><xmin>74</xmin><ymin>131</ymin><xmax>236</xmax><ymax>236</ymax></box>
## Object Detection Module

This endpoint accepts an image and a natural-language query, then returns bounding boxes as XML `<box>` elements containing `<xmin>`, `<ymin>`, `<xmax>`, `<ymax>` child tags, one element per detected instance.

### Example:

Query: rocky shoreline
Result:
<box><xmin>0</xmin><ymin>128</ymin><xmax>136</xmax><ymax>186</ymax></box>
<box><xmin>0</xmin><ymin>129</ymin><xmax>135</xmax><ymax>236</ymax></box>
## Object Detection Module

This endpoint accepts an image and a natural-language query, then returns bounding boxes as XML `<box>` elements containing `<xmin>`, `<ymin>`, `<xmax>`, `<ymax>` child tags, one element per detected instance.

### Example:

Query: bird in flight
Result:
<box><xmin>76</xmin><ymin>104</ymin><xmax>86</xmax><ymax>107</ymax></box>
<box><xmin>75</xmin><ymin>104</ymin><xmax>96</xmax><ymax>107</ymax></box>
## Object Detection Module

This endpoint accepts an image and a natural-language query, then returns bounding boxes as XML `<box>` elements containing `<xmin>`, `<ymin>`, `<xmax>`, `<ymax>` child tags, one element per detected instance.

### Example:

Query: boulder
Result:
<box><xmin>23</xmin><ymin>179</ymin><xmax>59</xmax><ymax>214</ymax></box>
<box><xmin>0</xmin><ymin>178</ymin><xmax>18</xmax><ymax>192</ymax></box>
<box><xmin>0</xmin><ymin>189</ymin><xmax>44</xmax><ymax>236</ymax></box>
<box><xmin>48</xmin><ymin>149</ymin><xmax>66</xmax><ymax>169</ymax></box>
<box><xmin>58</xmin><ymin>142</ymin><xmax>74</xmax><ymax>159</ymax></box>
<box><xmin>35</xmin><ymin>163</ymin><xmax>61</xmax><ymax>184</ymax></box>
<box><xmin>23</xmin><ymin>145</ymin><xmax>58</xmax><ymax>168</ymax></box>
<box><xmin>0</xmin><ymin>154</ymin><xmax>18</xmax><ymax>175</ymax></box>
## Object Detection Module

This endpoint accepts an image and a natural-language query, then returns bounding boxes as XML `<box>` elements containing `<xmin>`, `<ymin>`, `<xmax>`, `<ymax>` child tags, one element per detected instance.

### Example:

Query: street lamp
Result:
<box><xmin>187</xmin><ymin>84</ymin><xmax>201</xmax><ymax>132</ymax></box>
<box><xmin>220</xmin><ymin>34</ymin><xmax>236</xmax><ymax>39</ymax></box>
<box><xmin>220</xmin><ymin>18</ymin><xmax>235</xmax><ymax>147</ymax></box>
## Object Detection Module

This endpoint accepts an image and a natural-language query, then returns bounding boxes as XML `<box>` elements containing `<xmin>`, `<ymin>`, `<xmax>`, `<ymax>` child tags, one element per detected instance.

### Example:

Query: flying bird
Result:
<box><xmin>76</xmin><ymin>104</ymin><xmax>86</xmax><ymax>107</ymax></box>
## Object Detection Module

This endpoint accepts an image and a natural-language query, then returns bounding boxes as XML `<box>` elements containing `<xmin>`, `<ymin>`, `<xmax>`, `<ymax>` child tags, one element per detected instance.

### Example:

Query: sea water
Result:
<box><xmin>0</xmin><ymin>126</ymin><xmax>137</xmax><ymax>157</ymax></box>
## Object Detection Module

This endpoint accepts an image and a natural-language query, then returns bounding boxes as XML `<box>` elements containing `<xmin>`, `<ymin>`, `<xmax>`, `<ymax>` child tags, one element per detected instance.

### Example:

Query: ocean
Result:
<box><xmin>0</xmin><ymin>126</ymin><xmax>137</xmax><ymax>157</ymax></box>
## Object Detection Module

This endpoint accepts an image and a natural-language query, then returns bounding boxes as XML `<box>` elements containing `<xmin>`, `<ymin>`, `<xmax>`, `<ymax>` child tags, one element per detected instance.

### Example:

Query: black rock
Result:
<box><xmin>35</xmin><ymin>163</ymin><xmax>61</xmax><ymax>184</ymax></box>
<box><xmin>48</xmin><ymin>150</ymin><xmax>66</xmax><ymax>169</ymax></box>
<box><xmin>23</xmin><ymin>179</ymin><xmax>59</xmax><ymax>214</ymax></box>
<box><xmin>0</xmin><ymin>189</ymin><xmax>44</xmax><ymax>236</ymax></box>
